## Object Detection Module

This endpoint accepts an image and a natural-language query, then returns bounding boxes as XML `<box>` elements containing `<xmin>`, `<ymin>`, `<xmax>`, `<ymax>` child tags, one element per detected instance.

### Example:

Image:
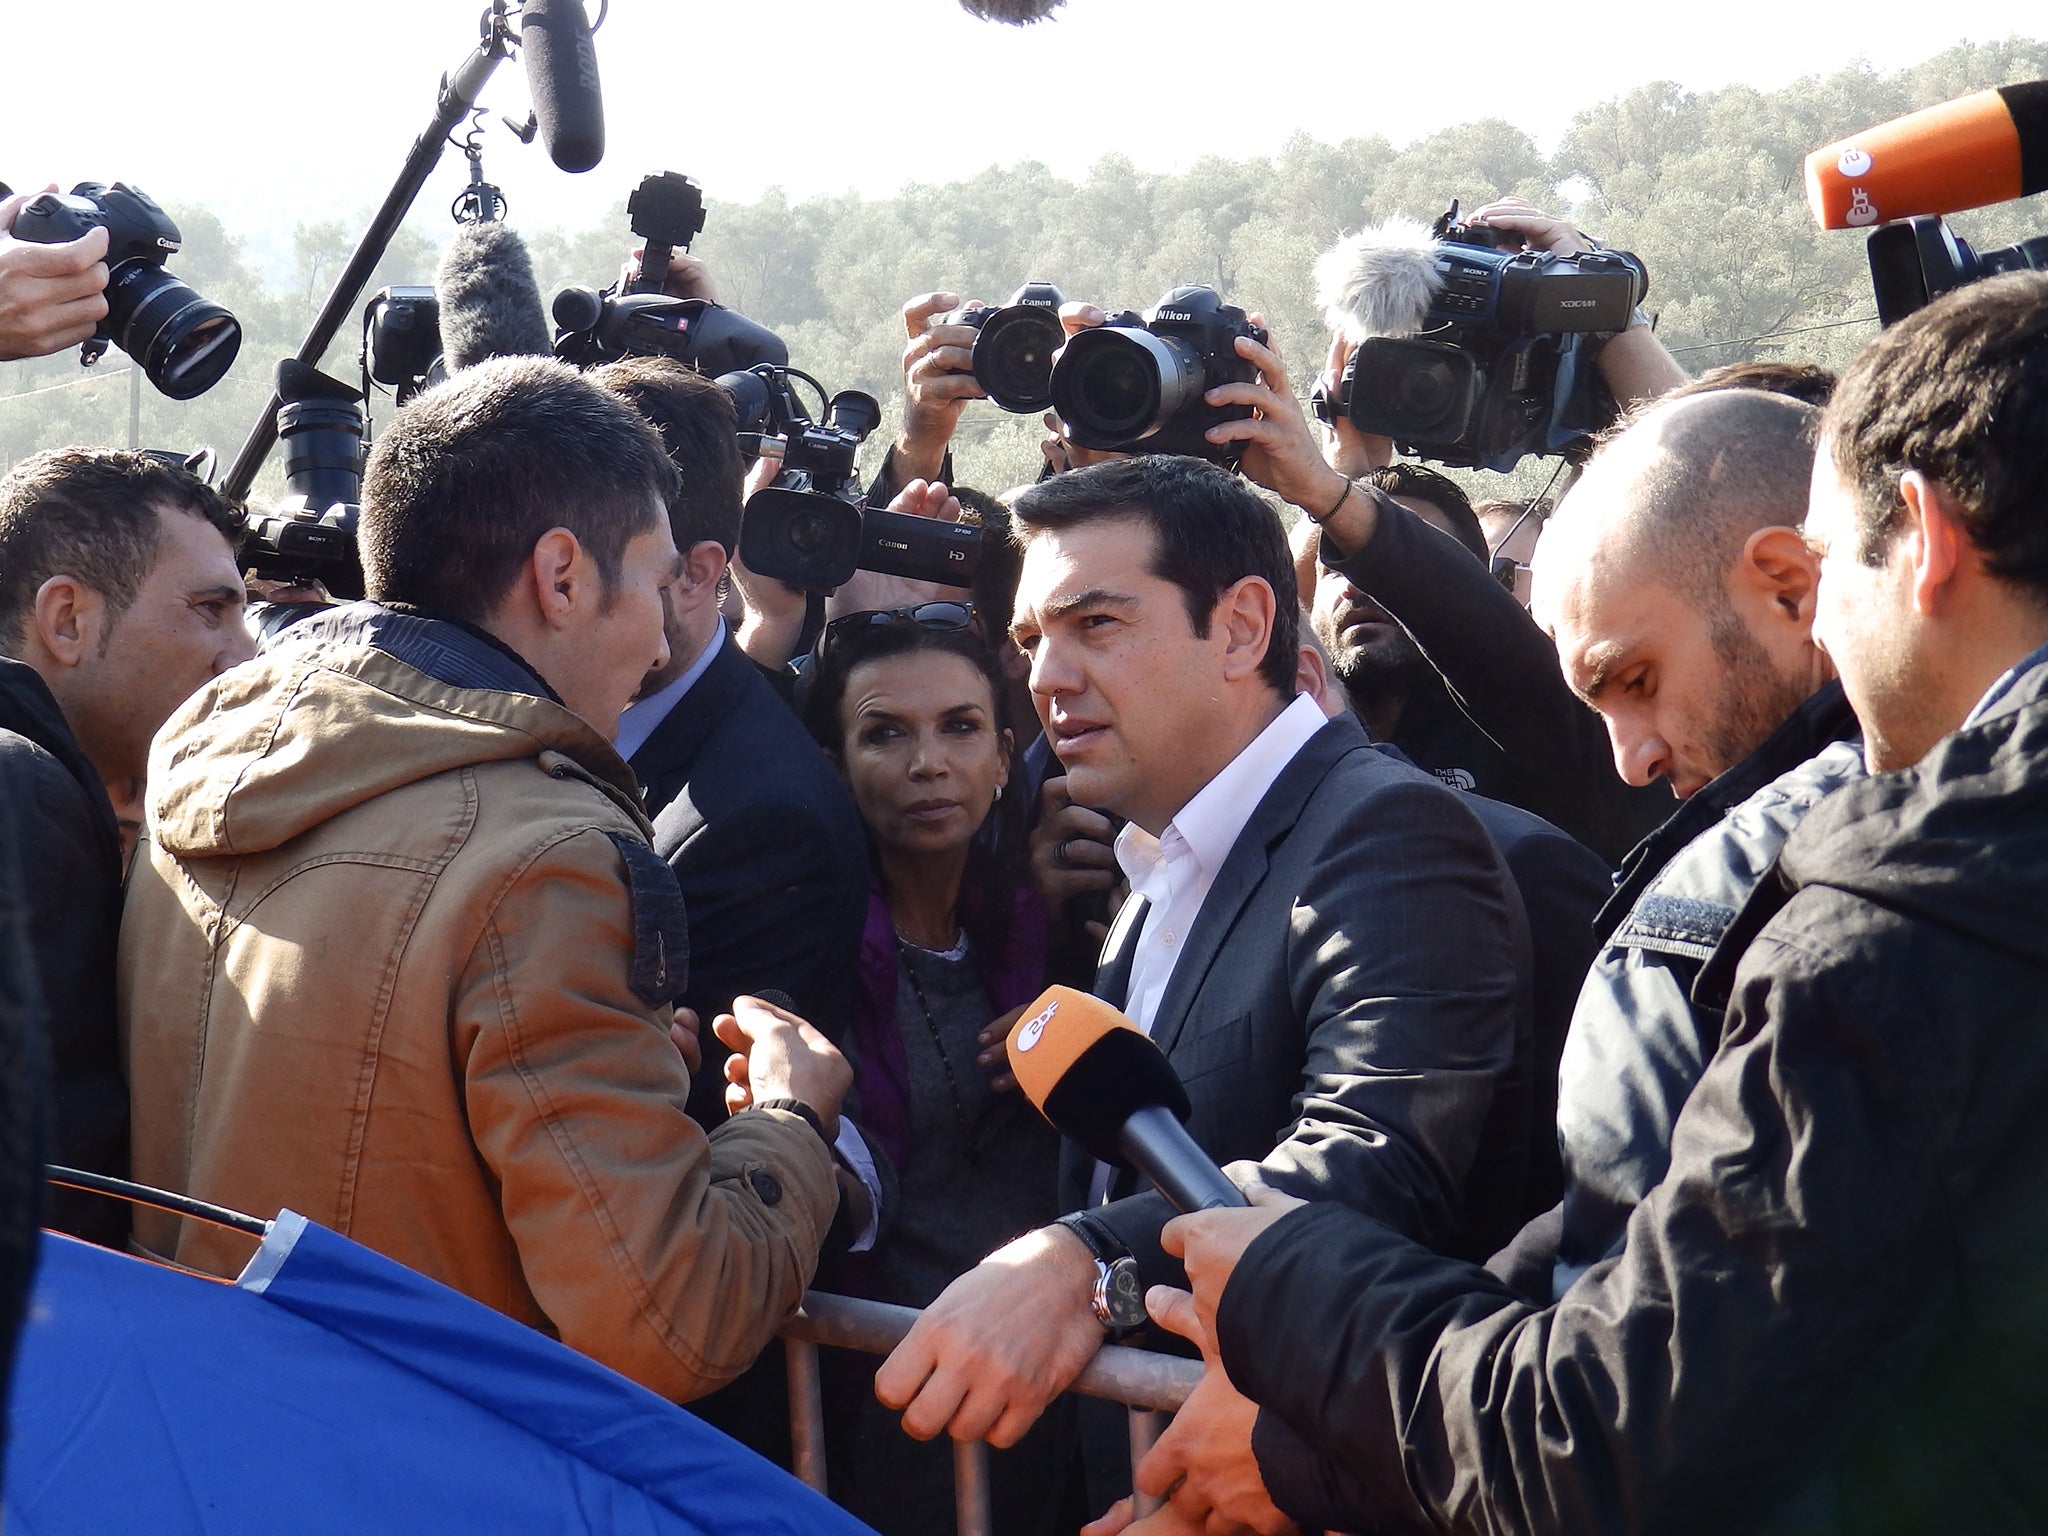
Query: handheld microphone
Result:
<box><xmin>434</xmin><ymin>221</ymin><xmax>554</xmax><ymax>370</ymax></box>
<box><xmin>520</xmin><ymin>0</ymin><xmax>605</xmax><ymax>174</ymax></box>
<box><xmin>1006</xmin><ymin>986</ymin><xmax>1249</xmax><ymax>1214</ymax></box>
<box><xmin>1313</xmin><ymin>216</ymin><xmax>1444</xmax><ymax>344</ymax></box>
<box><xmin>1805</xmin><ymin>81</ymin><xmax>2048</xmax><ymax>230</ymax></box>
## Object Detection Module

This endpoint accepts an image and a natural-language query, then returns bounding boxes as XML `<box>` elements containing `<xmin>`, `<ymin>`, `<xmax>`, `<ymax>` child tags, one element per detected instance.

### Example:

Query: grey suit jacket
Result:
<box><xmin>1073</xmin><ymin>712</ymin><xmax>1533</xmax><ymax>1280</ymax></box>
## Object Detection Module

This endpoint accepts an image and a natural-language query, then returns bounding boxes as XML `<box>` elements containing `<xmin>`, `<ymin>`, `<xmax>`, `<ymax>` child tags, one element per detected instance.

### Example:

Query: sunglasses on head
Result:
<box><xmin>821</xmin><ymin>601</ymin><xmax>978</xmax><ymax>652</ymax></box>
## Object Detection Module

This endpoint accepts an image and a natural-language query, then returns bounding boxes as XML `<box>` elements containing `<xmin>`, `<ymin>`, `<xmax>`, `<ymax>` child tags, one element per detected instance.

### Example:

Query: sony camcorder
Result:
<box><xmin>242</xmin><ymin>359</ymin><xmax>367</xmax><ymax>600</ymax></box>
<box><xmin>1314</xmin><ymin>201</ymin><xmax>1646</xmax><ymax>471</ymax></box>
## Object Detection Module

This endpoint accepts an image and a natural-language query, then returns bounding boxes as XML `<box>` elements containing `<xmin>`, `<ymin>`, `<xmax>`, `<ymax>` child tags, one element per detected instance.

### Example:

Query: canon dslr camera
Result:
<box><xmin>934</xmin><ymin>282</ymin><xmax>1065</xmax><ymax>413</ymax></box>
<box><xmin>9</xmin><ymin>181</ymin><xmax>242</xmax><ymax>399</ymax></box>
<box><xmin>1318</xmin><ymin>201</ymin><xmax>1646</xmax><ymax>471</ymax></box>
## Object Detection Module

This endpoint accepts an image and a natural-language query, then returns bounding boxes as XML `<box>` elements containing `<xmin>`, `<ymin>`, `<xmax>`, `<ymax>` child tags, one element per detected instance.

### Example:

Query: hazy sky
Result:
<box><xmin>6</xmin><ymin>0</ymin><xmax>2042</xmax><ymax>257</ymax></box>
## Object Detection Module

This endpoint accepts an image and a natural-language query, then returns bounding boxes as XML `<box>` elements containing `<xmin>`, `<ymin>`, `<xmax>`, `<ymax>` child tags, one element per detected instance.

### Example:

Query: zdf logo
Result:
<box><xmin>1016</xmin><ymin>999</ymin><xmax>1060</xmax><ymax>1051</ymax></box>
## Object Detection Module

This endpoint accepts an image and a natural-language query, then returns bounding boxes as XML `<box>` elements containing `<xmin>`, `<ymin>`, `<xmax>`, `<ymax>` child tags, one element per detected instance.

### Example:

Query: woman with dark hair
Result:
<box><xmin>801</xmin><ymin>602</ymin><xmax>1068</xmax><ymax>1536</ymax></box>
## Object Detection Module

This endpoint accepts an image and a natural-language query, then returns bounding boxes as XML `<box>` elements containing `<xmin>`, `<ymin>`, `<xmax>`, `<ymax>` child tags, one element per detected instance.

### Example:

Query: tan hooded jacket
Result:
<box><xmin>119</xmin><ymin>619</ymin><xmax>837</xmax><ymax>1402</ymax></box>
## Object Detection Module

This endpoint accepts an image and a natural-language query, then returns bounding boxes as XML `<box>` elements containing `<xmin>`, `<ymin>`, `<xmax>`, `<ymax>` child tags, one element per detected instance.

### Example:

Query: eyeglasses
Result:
<box><xmin>821</xmin><ymin>602</ymin><xmax>977</xmax><ymax>653</ymax></box>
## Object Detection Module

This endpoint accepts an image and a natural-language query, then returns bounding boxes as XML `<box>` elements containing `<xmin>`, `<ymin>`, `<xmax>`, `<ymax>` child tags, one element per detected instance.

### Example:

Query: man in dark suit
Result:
<box><xmin>874</xmin><ymin>454</ymin><xmax>1530</xmax><ymax>1452</ymax></box>
<box><xmin>594</xmin><ymin>359</ymin><xmax>868</xmax><ymax>1127</ymax></box>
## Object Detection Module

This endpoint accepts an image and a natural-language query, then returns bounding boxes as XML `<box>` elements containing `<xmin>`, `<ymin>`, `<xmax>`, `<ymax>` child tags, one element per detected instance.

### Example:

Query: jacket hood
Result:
<box><xmin>1779</xmin><ymin>663</ymin><xmax>2048</xmax><ymax>969</ymax></box>
<box><xmin>149</xmin><ymin>610</ymin><xmax>644</xmax><ymax>859</ymax></box>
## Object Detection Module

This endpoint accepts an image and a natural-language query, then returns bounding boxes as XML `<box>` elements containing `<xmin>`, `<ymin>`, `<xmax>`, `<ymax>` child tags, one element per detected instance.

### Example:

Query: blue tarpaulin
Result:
<box><xmin>4</xmin><ymin>1212</ymin><xmax>875</xmax><ymax>1534</ymax></box>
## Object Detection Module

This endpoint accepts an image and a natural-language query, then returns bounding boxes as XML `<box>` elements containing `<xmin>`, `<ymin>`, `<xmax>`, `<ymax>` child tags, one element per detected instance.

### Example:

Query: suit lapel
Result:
<box><xmin>627</xmin><ymin>633</ymin><xmax>749</xmax><ymax>790</ymax></box>
<box><xmin>1093</xmin><ymin>892</ymin><xmax>1150</xmax><ymax>1010</ymax></box>
<box><xmin>1147</xmin><ymin>716</ymin><xmax>1369</xmax><ymax>1058</ymax></box>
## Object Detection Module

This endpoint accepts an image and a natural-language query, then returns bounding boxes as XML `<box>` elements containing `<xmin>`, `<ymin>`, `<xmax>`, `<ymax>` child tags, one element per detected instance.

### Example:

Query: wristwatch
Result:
<box><xmin>1058</xmin><ymin>1212</ymin><xmax>1148</xmax><ymax>1339</ymax></box>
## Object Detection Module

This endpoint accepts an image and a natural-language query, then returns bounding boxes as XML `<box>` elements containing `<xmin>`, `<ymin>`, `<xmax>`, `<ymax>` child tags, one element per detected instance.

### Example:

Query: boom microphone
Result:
<box><xmin>520</xmin><ymin>0</ymin><xmax>605</xmax><ymax>174</ymax></box>
<box><xmin>1806</xmin><ymin>81</ymin><xmax>2048</xmax><ymax>230</ymax></box>
<box><xmin>1313</xmin><ymin>216</ymin><xmax>1443</xmax><ymax>343</ymax></box>
<box><xmin>435</xmin><ymin>221</ymin><xmax>554</xmax><ymax>370</ymax></box>
<box><xmin>1006</xmin><ymin>986</ymin><xmax>1248</xmax><ymax>1214</ymax></box>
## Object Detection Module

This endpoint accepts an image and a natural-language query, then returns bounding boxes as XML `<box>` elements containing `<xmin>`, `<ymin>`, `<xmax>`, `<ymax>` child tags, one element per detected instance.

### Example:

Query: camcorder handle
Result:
<box><xmin>222</xmin><ymin>2</ymin><xmax>528</xmax><ymax>500</ymax></box>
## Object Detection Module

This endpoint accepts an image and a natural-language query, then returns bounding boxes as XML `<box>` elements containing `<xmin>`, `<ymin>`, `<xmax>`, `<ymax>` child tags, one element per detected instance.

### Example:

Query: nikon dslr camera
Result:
<box><xmin>9</xmin><ymin>181</ymin><xmax>241</xmax><ymax>399</ymax></box>
<box><xmin>1049</xmin><ymin>285</ymin><xmax>1264</xmax><ymax>467</ymax></box>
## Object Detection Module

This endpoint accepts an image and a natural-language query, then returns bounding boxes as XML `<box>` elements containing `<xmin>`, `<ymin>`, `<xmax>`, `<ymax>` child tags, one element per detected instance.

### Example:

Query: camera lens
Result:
<box><xmin>788</xmin><ymin>509</ymin><xmax>836</xmax><ymax>558</ymax></box>
<box><xmin>973</xmin><ymin>305</ymin><xmax>1063</xmax><ymax>413</ymax></box>
<box><xmin>105</xmin><ymin>262</ymin><xmax>242</xmax><ymax>400</ymax></box>
<box><xmin>1397</xmin><ymin>360</ymin><xmax>1459</xmax><ymax>423</ymax></box>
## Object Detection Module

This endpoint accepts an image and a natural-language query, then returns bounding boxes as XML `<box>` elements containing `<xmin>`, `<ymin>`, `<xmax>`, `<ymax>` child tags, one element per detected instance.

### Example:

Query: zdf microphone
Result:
<box><xmin>1005</xmin><ymin>986</ymin><xmax>1249</xmax><ymax>1214</ymax></box>
<box><xmin>1805</xmin><ymin>81</ymin><xmax>2048</xmax><ymax>231</ymax></box>
<box><xmin>520</xmin><ymin>0</ymin><xmax>605</xmax><ymax>174</ymax></box>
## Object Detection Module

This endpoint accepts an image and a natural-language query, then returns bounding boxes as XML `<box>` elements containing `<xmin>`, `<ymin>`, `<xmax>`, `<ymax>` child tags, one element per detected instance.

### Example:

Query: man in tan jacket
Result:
<box><xmin>120</xmin><ymin>356</ymin><xmax>852</xmax><ymax>1403</ymax></box>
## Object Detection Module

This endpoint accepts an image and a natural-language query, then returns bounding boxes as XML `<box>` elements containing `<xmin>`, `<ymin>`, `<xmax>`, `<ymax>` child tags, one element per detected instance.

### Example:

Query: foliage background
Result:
<box><xmin>5</xmin><ymin>38</ymin><xmax>2046</xmax><ymax>508</ymax></box>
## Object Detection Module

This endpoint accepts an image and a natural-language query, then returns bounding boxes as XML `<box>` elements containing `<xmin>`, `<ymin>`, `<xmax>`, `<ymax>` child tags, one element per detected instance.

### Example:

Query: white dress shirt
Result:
<box><xmin>1090</xmin><ymin>691</ymin><xmax>1328</xmax><ymax>1202</ymax></box>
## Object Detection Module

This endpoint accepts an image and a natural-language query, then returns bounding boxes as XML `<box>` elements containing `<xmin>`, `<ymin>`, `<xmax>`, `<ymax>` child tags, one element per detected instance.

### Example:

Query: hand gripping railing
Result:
<box><xmin>779</xmin><ymin>1291</ymin><xmax>1200</xmax><ymax>1536</ymax></box>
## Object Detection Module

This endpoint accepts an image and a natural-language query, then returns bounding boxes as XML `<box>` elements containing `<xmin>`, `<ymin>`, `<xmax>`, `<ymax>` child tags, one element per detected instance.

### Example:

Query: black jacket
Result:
<box><xmin>1323</xmin><ymin>490</ymin><xmax>1674</xmax><ymax>866</ymax></box>
<box><xmin>1082</xmin><ymin>712</ymin><xmax>1529</xmax><ymax>1278</ymax></box>
<box><xmin>0</xmin><ymin>658</ymin><xmax>125</xmax><ymax>1248</ymax></box>
<box><xmin>632</xmin><ymin>631</ymin><xmax>868</xmax><ymax>1129</ymax></box>
<box><xmin>1552</xmin><ymin>684</ymin><xmax>1864</xmax><ymax>1292</ymax></box>
<box><xmin>1218</xmin><ymin>660</ymin><xmax>2048</xmax><ymax>1535</ymax></box>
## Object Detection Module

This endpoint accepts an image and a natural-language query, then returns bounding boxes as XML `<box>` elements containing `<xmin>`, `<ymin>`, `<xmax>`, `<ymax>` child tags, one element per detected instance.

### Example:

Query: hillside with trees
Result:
<box><xmin>5</xmin><ymin>36</ymin><xmax>2045</xmax><ymax>504</ymax></box>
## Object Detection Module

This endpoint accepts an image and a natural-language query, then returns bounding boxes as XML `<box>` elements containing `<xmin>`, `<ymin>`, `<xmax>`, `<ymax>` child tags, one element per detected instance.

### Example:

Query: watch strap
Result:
<box><xmin>1057</xmin><ymin>1210</ymin><xmax>1130</xmax><ymax>1265</ymax></box>
<box><xmin>754</xmin><ymin>1097</ymin><xmax>830</xmax><ymax>1147</ymax></box>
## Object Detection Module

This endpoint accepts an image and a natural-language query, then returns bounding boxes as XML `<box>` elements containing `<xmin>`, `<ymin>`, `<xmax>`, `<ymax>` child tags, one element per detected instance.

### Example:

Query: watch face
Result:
<box><xmin>1101</xmin><ymin>1257</ymin><xmax>1149</xmax><ymax>1332</ymax></box>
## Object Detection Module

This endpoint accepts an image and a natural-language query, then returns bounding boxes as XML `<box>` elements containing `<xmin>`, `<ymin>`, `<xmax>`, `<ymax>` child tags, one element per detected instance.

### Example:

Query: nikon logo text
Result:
<box><xmin>1016</xmin><ymin>1000</ymin><xmax>1059</xmax><ymax>1051</ymax></box>
<box><xmin>1156</xmin><ymin>310</ymin><xmax>1195</xmax><ymax>322</ymax></box>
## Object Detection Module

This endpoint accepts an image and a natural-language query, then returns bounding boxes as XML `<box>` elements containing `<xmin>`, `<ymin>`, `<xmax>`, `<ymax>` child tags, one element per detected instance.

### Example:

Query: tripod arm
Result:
<box><xmin>222</xmin><ymin>10</ymin><xmax>517</xmax><ymax>499</ymax></box>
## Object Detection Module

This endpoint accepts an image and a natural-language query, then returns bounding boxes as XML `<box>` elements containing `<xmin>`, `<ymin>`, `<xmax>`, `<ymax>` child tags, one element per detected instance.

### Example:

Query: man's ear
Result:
<box><xmin>1215</xmin><ymin>575</ymin><xmax>1277</xmax><ymax>682</ymax></box>
<box><xmin>31</xmin><ymin>575</ymin><xmax>105</xmax><ymax>668</ymax></box>
<box><xmin>529</xmin><ymin>527</ymin><xmax>587</xmax><ymax>630</ymax></box>
<box><xmin>677</xmin><ymin>539</ymin><xmax>729</xmax><ymax>609</ymax></box>
<box><xmin>1741</xmin><ymin>525</ymin><xmax>1822</xmax><ymax>627</ymax></box>
<box><xmin>1897</xmin><ymin>470</ymin><xmax>1965</xmax><ymax>617</ymax></box>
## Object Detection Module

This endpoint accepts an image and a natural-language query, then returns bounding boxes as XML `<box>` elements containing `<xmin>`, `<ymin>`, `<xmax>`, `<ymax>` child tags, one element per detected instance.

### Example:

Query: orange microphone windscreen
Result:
<box><xmin>1806</xmin><ymin>82</ymin><xmax>2048</xmax><ymax>231</ymax></box>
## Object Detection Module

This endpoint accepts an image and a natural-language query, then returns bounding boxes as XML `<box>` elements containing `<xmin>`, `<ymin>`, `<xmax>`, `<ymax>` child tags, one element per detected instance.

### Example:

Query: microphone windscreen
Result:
<box><xmin>435</xmin><ymin>222</ymin><xmax>554</xmax><ymax>371</ymax></box>
<box><xmin>1314</xmin><ymin>218</ymin><xmax>1443</xmax><ymax>343</ymax></box>
<box><xmin>1805</xmin><ymin>81</ymin><xmax>2048</xmax><ymax>230</ymax></box>
<box><xmin>1006</xmin><ymin>986</ymin><xmax>1191</xmax><ymax>1164</ymax></box>
<box><xmin>956</xmin><ymin>0</ymin><xmax>1066</xmax><ymax>19</ymax></box>
<box><xmin>521</xmin><ymin>0</ymin><xmax>606</xmax><ymax>174</ymax></box>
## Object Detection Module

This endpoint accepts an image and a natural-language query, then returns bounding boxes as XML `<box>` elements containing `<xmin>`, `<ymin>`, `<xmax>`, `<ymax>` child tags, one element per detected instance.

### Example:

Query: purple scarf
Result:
<box><xmin>847</xmin><ymin>879</ymin><xmax>1049</xmax><ymax>1177</ymax></box>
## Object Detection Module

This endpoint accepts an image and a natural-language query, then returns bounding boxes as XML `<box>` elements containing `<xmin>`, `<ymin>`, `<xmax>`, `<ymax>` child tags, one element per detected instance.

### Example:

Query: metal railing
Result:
<box><xmin>780</xmin><ymin>1291</ymin><xmax>1200</xmax><ymax>1536</ymax></box>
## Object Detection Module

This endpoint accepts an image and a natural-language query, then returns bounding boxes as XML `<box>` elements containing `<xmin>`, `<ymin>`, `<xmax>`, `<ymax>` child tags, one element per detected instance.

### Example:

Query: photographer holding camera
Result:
<box><xmin>0</xmin><ymin>185</ymin><xmax>109</xmax><ymax>363</ymax></box>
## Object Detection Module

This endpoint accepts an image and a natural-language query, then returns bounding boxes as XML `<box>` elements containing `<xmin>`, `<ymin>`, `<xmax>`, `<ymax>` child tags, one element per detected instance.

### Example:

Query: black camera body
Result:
<box><xmin>551</xmin><ymin>287</ymin><xmax>787</xmax><ymax>375</ymax></box>
<box><xmin>242</xmin><ymin>360</ymin><xmax>367</xmax><ymax>600</ymax></box>
<box><xmin>9</xmin><ymin>181</ymin><xmax>241</xmax><ymax>399</ymax></box>
<box><xmin>1049</xmin><ymin>285</ymin><xmax>1264</xmax><ymax>466</ymax></box>
<box><xmin>729</xmin><ymin>366</ymin><xmax>983</xmax><ymax>592</ymax></box>
<box><xmin>365</xmin><ymin>286</ymin><xmax>444</xmax><ymax>397</ymax></box>
<box><xmin>553</xmin><ymin>170</ymin><xmax>788</xmax><ymax>375</ymax></box>
<box><xmin>1323</xmin><ymin>209</ymin><xmax>1646</xmax><ymax>472</ymax></box>
<box><xmin>936</xmin><ymin>281</ymin><xmax>1066</xmax><ymax>412</ymax></box>
<box><xmin>1866</xmin><ymin>214</ymin><xmax>2048</xmax><ymax>326</ymax></box>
